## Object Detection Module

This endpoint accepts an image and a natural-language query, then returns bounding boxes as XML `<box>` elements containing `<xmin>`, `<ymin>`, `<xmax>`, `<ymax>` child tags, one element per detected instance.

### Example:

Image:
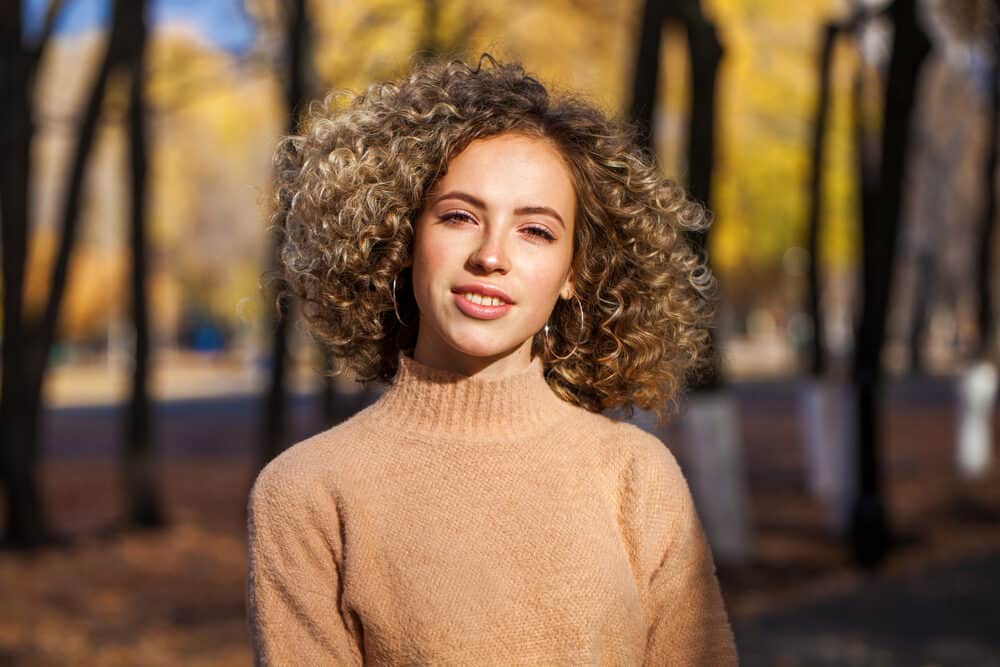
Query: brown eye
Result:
<box><xmin>523</xmin><ymin>226</ymin><xmax>556</xmax><ymax>241</ymax></box>
<box><xmin>441</xmin><ymin>211</ymin><xmax>476</xmax><ymax>224</ymax></box>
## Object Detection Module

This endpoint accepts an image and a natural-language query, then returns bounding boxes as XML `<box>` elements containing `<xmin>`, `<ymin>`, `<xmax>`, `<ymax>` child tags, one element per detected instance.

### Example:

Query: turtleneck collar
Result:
<box><xmin>370</xmin><ymin>352</ymin><xmax>574</xmax><ymax>441</ymax></box>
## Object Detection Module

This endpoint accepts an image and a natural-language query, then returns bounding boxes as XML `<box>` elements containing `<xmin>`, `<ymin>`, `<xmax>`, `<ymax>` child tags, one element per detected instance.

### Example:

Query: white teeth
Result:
<box><xmin>463</xmin><ymin>292</ymin><xmax>503</xmax><ymax>307</ymax></box>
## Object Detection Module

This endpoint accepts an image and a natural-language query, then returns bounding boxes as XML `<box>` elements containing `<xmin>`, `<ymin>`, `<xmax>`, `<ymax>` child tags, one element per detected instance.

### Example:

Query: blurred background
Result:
<box><xmin>2</xmin><ymin>0</ymin><xmax>1000</xmax><ymax>664</ymax></box>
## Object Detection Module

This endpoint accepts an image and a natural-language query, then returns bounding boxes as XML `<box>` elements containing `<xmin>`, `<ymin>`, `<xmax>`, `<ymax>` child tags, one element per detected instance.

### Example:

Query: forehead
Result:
<box><xmin>432</xmin><ymin>134</ymin><xmax>576</xmax><ymax>211</ymax></box>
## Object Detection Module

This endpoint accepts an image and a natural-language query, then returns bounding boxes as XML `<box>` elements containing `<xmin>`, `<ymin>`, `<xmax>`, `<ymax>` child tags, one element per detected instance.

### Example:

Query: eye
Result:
<box><xmin>440</xmin><ymin>210</ymin><xmax>477</xmax><ymax>225</ymax></box>
<box><xmin>522</xmin><ymin>225</ymin><xmax>556</xmax><ymax>241</ymax></box>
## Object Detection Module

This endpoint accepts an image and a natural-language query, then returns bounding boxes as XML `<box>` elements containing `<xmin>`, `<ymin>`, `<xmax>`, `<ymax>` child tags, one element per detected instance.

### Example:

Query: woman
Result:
<box><xmin>247</xmin><ymin>55</ymin><xmax>737</xmax><ymax>666</ymax></box>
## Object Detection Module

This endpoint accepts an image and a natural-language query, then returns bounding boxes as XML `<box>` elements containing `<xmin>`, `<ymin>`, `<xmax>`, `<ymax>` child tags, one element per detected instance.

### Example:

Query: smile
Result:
<box><xmin>462</xmin><ymin>292</ymin><xmax>504</xmax><ymax>306</ymax></box>
<box><xmin>452</xmin><ymin>292</ymin><xmax>513</xmax><ymax>320</ymax></box>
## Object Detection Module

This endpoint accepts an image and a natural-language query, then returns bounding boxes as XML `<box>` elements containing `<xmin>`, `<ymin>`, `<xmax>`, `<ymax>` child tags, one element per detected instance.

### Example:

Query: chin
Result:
<box><xmin>448</xmin><ymin>331</ymin><xmax>525</xmax><ymax>361</ymax></box>
<box><xmin>450</xmin><ymin>341</ymin><xmax>517</xmax><ymax>361</ymax></box>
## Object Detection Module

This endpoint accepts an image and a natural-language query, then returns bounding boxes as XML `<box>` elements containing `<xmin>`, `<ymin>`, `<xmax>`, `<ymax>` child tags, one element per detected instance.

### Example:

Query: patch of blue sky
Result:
<box><xmin>23</xmin><ymin>0</ymin><xmax>256</xmax><ymax>56</ymax></box>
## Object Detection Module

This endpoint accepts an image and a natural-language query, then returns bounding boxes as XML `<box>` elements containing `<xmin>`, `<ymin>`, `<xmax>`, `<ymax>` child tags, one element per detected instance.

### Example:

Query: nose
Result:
<box><xmin>467</xmin><ymin>235</ymin><xmax>510</xmax><ymax>274</ymax></box>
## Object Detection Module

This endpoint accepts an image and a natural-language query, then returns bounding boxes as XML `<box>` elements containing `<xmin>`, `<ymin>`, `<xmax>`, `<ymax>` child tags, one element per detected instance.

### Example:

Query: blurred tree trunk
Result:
<box><xmin>628</xmin><ymin>0</ymin><xmax>668</xmax><ymax>146</ymax></box>
<box><xmin>0</xmin><ymin>0</ymin><xmax>123</xmax><ymax>550</ymax></box>
<box><xmin>850</xmin><ymin>0</ymin><xmax>931</xmax><ymax>568</ymax></box>
<box><xmin>683</xmin><ymin>8</ymin><xmax>723</xmax><ymax>392</ymax></box>
<box><xmin>906</xmin><ymin>249</ymin><xmax>933</xmax><ymax>373</ymax></box>
<box><xmin>122</xmin><ymin>0</ymin><xmax>164</xmax><ymax>528</ymax></box>
<box><xmin>805</xmin><ymin>22</ymin><xmax>839</xmax><ymax>377</ymax></box>
<box><xmin>851</xmin><ymin>64</ymin><xmax>881</xmax><ymax>309</ymax></box>
<box><xmin>974</xmin><ymin>3</ymin><xmax>1000</xmax><ymax>360</ymax></box>
<box><xmin>417</xmin><ymin>0</ymin><xmax>485</xmax><ymax>62</ymax></box>
<box><xmin>418</xmin><ymin>0</ymin><xmax>441</xmax><ymax>57</ymax></box>
<box><xmin>628</xmin><ymin>0</ymin><xmax>723</xmax><ymax>392</ymax></box>
<box><xmin>807</xmin><ymin>5</ymin><xmax>887</xmax><ymax>378</ymax></box>
<box><xmin>260</xmin><ymin>0</ymin><xmax>310</xmax><ymax>469</ymax></box>
<box><xmin>628</xmin><ymin>0</ymin><xmax>750</xmax><ymax>564</ymax></box>
<box><xmin>0</xmin><ymin>1</ymin><xmax>54</xmax><ymax>549</ymax></box>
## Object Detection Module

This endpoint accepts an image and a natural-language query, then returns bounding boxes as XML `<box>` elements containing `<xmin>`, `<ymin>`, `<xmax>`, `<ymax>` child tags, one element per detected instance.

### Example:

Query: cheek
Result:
<box><xmin>526</xmin><ymin>254</ymin><xmax>572</xmax><ymax>312</ymax></box>
<box><xmin>411</xmin><ymin>227</ymin><xmax>455</xmax><ymax>304</ymax></box>
<box><xmin>531</xmin><ymin>247</ymin><xmax>573</xmax><ymax>292</ymax></box>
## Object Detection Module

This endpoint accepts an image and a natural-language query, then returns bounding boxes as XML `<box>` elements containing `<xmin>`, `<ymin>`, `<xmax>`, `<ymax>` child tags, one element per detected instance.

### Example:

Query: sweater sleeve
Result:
<box><xmin>246</xmin><ymin>463</ymin><xmax>361</xmax><ymax>666</ymax></box>
<box><xmin>639</xmin><ymin>439</ymin><xmax>739</xmax><ymax>666</ymax></box>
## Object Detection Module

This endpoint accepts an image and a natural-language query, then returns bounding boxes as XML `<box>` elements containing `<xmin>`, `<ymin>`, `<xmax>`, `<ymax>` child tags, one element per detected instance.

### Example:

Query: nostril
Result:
<box><xmin>469</xmin><ymin>248</ymin><xmax>507</xmax><ymax>272</ymax></box>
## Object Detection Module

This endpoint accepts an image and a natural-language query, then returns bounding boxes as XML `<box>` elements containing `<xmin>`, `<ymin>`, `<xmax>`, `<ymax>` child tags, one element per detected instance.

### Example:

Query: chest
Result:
<box><xmin>338</xmin><ymin>456</ymin><xmax>646</xmax><ymax>664</ymax></box>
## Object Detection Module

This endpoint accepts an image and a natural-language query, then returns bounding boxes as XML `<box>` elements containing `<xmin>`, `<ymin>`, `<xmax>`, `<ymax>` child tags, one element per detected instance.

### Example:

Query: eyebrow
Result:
<box><xmin>514</xmin><ymin>205</ymin><xmax>565</xmax><ymax>230</ymax></box>
<box><xmin>432</xmin><ymin>190</ymin><xmax>566</xmax><ymax>230</ymax></box>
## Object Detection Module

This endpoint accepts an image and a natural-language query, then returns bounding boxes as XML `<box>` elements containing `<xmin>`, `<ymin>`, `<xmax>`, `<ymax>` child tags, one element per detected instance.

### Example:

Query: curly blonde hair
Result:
<box><xmin>272</xmin><ymin>55</ymin><xmax>717</xmax><ymax>420</ymax></box>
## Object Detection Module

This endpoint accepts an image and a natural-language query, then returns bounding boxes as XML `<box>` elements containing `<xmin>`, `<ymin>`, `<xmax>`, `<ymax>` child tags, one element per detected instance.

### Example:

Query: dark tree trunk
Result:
<box><xmin>260</xmin><ymin>0</ymin><xmax>309</xmax><ymax>469</ymax></box>
<box><xmin>684</xmin><ymin>16</ymin><xmax>721</xmax><ymax>209</ymax></box>
<box><xmin>906</xmin><ymin>249</ymin><xmax>933</xmax><ymax>374</ymax></box>
<box><xmin>262</xmin><ymin>293</ymin><xmax>292</xmax><ymax>466</ymax></box>
<box><xmin>418</xmin><ymin>0</ymin><xmax>441</xmax><ymax>58</ymax></box>
<box><xmin>628</xmin><ymin>0</ymin><xmax>723</xmax><ymax>393</ymax></box>
<box><xmin>122</xmin><ymin>0</ymin><xmax>164</xmax><ymax>528</ymax></box>
<box><xmin>0</xmin><ymin>2</ymin><xmax>48</xmax><ymax>549</ymax></box>
<box><xmin>683</xmin><ymin>12</ymin><xmax>724</xmax><ymax>392</ymax></box>
<box><xmin>628</xmin><ymin>0</ymin><xmax>668</xmax><ymax>148</ymax></box>
<box><xmin>852</xmin><ymin>65</ymin><xmax>881</xmax><ymax>300</ymax></box>
<box><xmin>805</xmin><ymin>23</ymin><xmax>839</xmax><ymax>377</ymax></box>
<box><xmin>974</xmin><ymin>4</ymin><xmax>1000</xmax><ymax>360</ymax></box>
<box><xmin>17</xmin><ymin>3</ymin><xmax>124</xmax><ymax>535</ymax></box>
<box><xmin>0</xmin><ymin>0</ymin><xmax>72</xmax><ymax>549</ymax></box>
<box><xmin>850</xmin><ymin>0</ymin><xmax>931</xmax><ymax>568</ymax></box>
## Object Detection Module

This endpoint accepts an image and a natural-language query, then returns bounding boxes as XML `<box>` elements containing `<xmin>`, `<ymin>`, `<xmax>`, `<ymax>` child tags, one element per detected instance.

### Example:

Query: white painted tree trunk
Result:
<box><xmin>799</xmin><ymin>380</ymin><xmax>856</xmax><ymax>534</ymax></box>
<box><xmin>956</xmin><ymin>360</ymin><xmax>997</xmax><ymax>479</ymax></box>
<box><xmin>682</xmin><ymin>393</ymin><xmax>751</xmax><ymax>565</ymax></box>
<box><xmin>107</xmin><ymin>316</ymin><xmax>132</xmax><ymax>371</ymax></box>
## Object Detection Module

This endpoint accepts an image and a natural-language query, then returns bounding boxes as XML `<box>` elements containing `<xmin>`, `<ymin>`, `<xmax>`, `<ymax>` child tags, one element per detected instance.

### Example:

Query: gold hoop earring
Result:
<box><xmin>544</xmin><ymin>296</ymin><xmax>586</xmax><ymax>361</ymax></box>
<box><xmin>391</xmin><ymin>275</ymin><xmax>407</xmax><ymax>326</ymax></box>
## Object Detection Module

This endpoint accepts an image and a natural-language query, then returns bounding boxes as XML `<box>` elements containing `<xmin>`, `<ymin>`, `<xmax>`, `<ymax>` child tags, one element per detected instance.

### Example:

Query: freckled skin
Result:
<box><xmin>411</xmin><ymin>133</ymin><xmax>576</xmax><ymax>379</ymax></box>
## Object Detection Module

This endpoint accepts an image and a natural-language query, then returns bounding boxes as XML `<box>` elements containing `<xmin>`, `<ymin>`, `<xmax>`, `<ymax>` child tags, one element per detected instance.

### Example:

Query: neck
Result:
<box><xmin>370</xmin><ymin>352</ymin><xmax>573</xmax><ymax>441</ymax></box>
<box><xmin>412</xmin><ymin>334</ymin><xmax>534</xmax><ymax>379</ymax></box>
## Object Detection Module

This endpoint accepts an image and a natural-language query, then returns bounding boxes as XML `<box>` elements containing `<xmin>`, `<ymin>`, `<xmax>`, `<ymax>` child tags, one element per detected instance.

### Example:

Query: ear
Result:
<box><xmin>559</xmin><ymin>270</ymin><xmax>575</xmax><ymax>300</ymax></box>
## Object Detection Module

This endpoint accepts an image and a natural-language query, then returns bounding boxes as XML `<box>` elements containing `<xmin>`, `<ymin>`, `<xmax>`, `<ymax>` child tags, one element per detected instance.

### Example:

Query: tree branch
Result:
<box><xmin>27</xmin><ymin>0</ymin><xmax>122</xmax><ymax>395</ymax></box>
<box><xmin>27</xmin><ymin>0</ymin><xmax>67</xmax><ymax>79</ymax></box>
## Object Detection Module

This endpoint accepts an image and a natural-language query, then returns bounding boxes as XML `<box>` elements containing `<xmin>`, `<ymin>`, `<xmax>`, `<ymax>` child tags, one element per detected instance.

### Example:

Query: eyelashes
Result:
<box><xmin>438</xmin><ymin>211</ymin><xmax>557</xmax><ymax>242</ymax></box>
<box><xmin>440</xmin><ymin>211</ymin><xmax>476</xmax><ymax>224</ymax></box>
<box><xmin>523</xmin><ymin>226</ymin><xmax>556</xmax><ymax>241</ymax></box>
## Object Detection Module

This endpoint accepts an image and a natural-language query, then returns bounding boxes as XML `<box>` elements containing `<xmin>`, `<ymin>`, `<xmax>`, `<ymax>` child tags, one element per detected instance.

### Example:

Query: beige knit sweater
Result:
<box><xmin>246</xmin><ymin>353</ymin><xmax>738</xmax><ymax>666</ymax></box>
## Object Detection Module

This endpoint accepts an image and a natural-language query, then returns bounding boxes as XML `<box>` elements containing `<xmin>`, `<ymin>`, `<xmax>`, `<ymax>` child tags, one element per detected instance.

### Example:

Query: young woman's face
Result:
<box><xmin>410</xmin><ymin>133</ymin><xmax>576</xmax><ymax>376</ymax></box>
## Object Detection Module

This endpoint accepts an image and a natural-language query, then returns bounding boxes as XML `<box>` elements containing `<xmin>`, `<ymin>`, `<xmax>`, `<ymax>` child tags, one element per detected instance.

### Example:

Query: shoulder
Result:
<box><xmin>248</xmin><ymin>438</ymin><xmax>329</xmax><ymax>529</ymax></box>
<box><xmin>558</xmin><ymin>407</ymin><xmax>691</xmax><ymax>523</ymax></box>
<box><xmin>553</xmin><ymin>403</ymin><xmax>688</xmax><ymax>490</ymax></box>
<box><xmin>248</xmin><ymin>410</ymin><xmax>374</xmax><ymax>515</ymax></box>
<box><xmin>583</xmin><ymin>413</ymin><xmax>686</xmax><ymax>488</ymax></box>
<box><xmin>601</xmin><ymin>418</ymin><xmax>697</xmax><ymax>548</ymax></box>
<box><xmin>600</xmin><ymin>419</ymin><xmax>686</xmax><ymax>504</ymax></box>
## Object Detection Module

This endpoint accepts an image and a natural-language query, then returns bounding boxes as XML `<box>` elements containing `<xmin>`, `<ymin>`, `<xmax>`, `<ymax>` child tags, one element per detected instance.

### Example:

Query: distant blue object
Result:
<box><xmin>192</xmin><ymin>323</ymin><xmax>226</xmax><ymax>352</ymax></box>
<box><xmin>23</xmin><ymin>0</ymin><xmax>256</xmax><ymax>56</ymax></box>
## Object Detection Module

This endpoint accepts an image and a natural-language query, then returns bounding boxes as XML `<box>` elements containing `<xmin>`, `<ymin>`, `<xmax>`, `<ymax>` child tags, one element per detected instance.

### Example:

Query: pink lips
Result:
<box><xmin>451</xmin><ymin>284</ymin><xmax>514</xmax><ymax>320</ymax></box>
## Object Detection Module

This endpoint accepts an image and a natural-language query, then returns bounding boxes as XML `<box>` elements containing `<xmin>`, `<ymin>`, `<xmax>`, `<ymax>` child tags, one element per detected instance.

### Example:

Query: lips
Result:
<box><xmin>451</xmin><ymin>283</ymin><xmax>514</xmax><ymax>304</ymax></box>
<box><xmin>451</xmin><ymin>283</ymin><xmax>514</xmax><ymax>320</ymax></box>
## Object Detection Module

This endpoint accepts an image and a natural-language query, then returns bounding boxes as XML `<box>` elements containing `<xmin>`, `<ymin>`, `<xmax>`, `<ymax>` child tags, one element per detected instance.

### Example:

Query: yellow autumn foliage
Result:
<box><xmin>23</xmin><ymin>0</ymin><xmax>863</xmax><ymax>343</ymax></box>
<box><xmin>305</xmin><ymin>0</ymin><xmax>859</xmax><ymax>285</ymax></box>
